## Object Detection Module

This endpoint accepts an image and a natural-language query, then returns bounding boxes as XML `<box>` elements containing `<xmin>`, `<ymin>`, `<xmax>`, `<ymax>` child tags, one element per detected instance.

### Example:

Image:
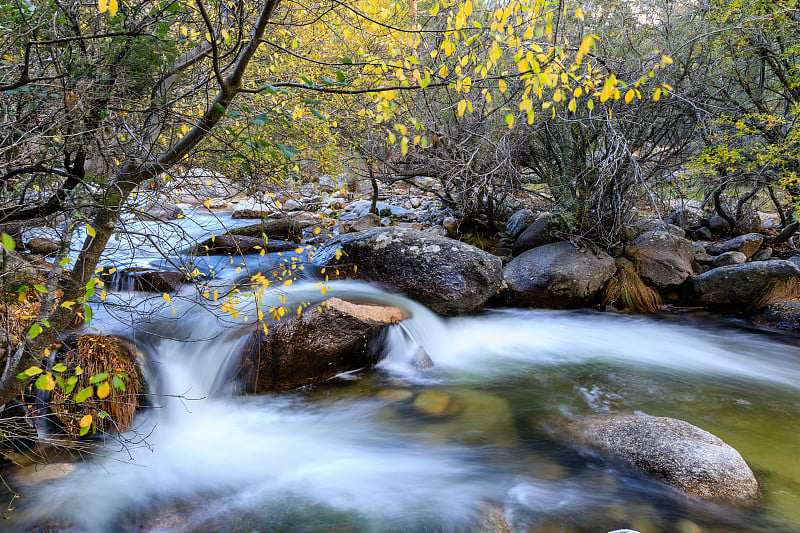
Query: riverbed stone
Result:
<box><xmin>753</xmin><ymin>300</ymin><xmax>800</xmax><ymax>333</ymax></box>
<box><xmin>513</xmin><ymin>214</ymin><xmax>555</xmax><ymax>255</ymax></box>
<box><xmin>692</xmin><ymin>260</ymin><xmax>800</xmax><ymax>308</ymax></box>
<box><xmin>194</xmin><ymin>234</ymin><xmax>296</xmax><ymax>255</ymax></box>
<box><xmin>506</xmin><ymin>209</ymin><xmax>536</xmax><ymax>239</ymax></box>
<box><xmin>442</xmin><ymin>216</ymin><xmax>458</xmax><ymax>237</ymax></box>
<box><xmin>351</xmin><ymin>213</ymin><xmax>381</xmax><ymax>232</ymax></box>
<box><xmin>237</xmin><ymin>297</ymin><xmax>409</xmax><ymax>392</ymax></box>
<box><xmin>751</xmin><ymin>247</ymin><xmax>772</xmax><ymax>261</ymax></box>
<box><xmin>227</xmin><ymin>217</ymin><xmax>303</xmax><ymax>242</ymax></box>
<box><xmin>708</xmin><ymin>215</ymin><xmax>730</xmax><ymax>235</ymax></box>
<box><xmin>27</xmin><ymin>237</ymin><xmax>59</xmax><ymax>255</ymax></box>
<box><xmin>232</xmin><ymin>198</ymin><xmax>275</xmax><ymax>219</ymax></box>
<box><xmin>504</xmin><ymin>241</ymin><xmax>615</xmax><ymax>308</ymax></box>
<box><xmin>712</xmin><ymin>251</ymin><xmax>747</xmax><ymax>268</ymax></box>
<box><xmin>312</xmin><ymin>227</ymin><xmax>503</xmax><ymax>315</ymax></box>
<box><xmin>116</xmin><ymin>267</ymin><xmax>185</xmax><ymax>292</ymax></box>
<box><xmin>667</xmin><ymin>207</ymin><xmax>706</xmax><ymax>232</ymax></box>
<box><xmin>634</xmin><ymin>230</ymin><xmax>695</xmax><ymax>290</ymax></box>
<box><xmin>562</xmin><ymin>413</ymin><xmax>760</xmax><ymax>503</ymax></box>
<box><xmin>718</xmin><ymin>233</ymin><xmax>763</xmax><ymax>259</ymax></box>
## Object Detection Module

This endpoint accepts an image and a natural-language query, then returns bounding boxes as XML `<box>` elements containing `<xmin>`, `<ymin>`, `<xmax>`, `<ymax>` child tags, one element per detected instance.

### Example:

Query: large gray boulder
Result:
<box><xmin>562</xmin><ymin>413</ymin><xmax>760</xmax><ymax>503</ymax></box>
<box><xmin>692</xmin><ymin>260</ymin><xmax>800</xmax><ymax>308</ymax></box>
<box><xmin>634</xmin><ymin>230</ymin><xmax>695</xmax><ymax>290</ymax></box>
<box><xmin>236</xmin><ymin>298</ymin><xmax>408</xmax><ymax>392</ymax></box>
<box><xmin>513</xmin><ymin>215</ymin><xmax>555</xmax><ymax>255</ymax></box>
<box><xmin>503</xmin><ymin>241</ymin><xmax>615</xmax><ymax>308</ymax></box>
<box><xmin>312</xmin><ymin>227</ymin><xmax>503</xmax><ymax>315</ymax></box>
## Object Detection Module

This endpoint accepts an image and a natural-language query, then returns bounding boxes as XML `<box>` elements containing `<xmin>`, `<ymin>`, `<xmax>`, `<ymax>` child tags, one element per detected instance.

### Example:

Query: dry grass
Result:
<box><xmin>603</xmin><ymin>267</ymin><xmax>664</xmax><ymax>314</ymax></box>
<box><xmin>752</xmin><ymin>278</ymin><xmax>800</xmax><ymax>310</ymax></box>
<box><xmin>50</xmin><ymin>335</ymin><xmax>142</xmax><ymax>437</ymax></box>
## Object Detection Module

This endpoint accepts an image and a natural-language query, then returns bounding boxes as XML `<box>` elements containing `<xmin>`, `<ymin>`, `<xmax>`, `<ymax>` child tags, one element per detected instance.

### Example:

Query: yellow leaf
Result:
<box><xmin>464</xmin><ymin>0</ymin><xmax>472</xmax><ymax>17</ymax></box>
<box><xmin>575</xmin><ymin>6</ymin><xmax>584</xmax><ymax>20</ymax></box>
<box><xmin>163</xmin><ymin>293</ymin><xmax>171</xmax><ymax>304</ymax></box>
<box><xmin>107</xmin><ymin>0</ymin><xmax>117</xmax><ymax>16</ymax></box>
<box><xmin>79</xmin><ymin>414</ymin><xmax>92</xmax><ymax>428</ymax></box>
<box><xmin>204</xmin><ymin>199</ymin><xmax>211</xmax><ymax>209</ymax></box>
<box><xmin>498</xmin><ymin>79</ymin><xmax>507</xmax><ymax>93</ymax></box>
<box><xmin>625</xmin><ymin>89</ymin><xmax>634</xmax><ymax>103</ymax></box>
<box><xmin>653</xmin><ymin>88</ymin><xmax>662</xmax><ymax>101</ymax></box>
<box><xmin>430</xmin><ymin>2</ymin><xmax>439</xmax><ymax>16</ymax></box>
<box><xmin>98</xmin><ymin>0</ymin><xmax>107</xmax><ymax>12</ymax></box>
<box><xmin>568</xmin><ymin>98</ymin><xmax>577</xmax><ymax>112</ymax></box>
<box><xmin>457</xmin><ymin>99</ymin><xmax>467</xmax><ymax>117</ymax></box>
<box><xmin>86</xmin><ymin>224</ymin><xmax>96</xmax><ymax>238</ymax></box>
<box><xmin>97</xmin><ymin>381</ymin><xmax>110</xmax><ymax>399</ymax></box>
<box><xmin>283</xmin><ymin>279</ymin><xmax>293</xmax><ymax>287</ymax></box>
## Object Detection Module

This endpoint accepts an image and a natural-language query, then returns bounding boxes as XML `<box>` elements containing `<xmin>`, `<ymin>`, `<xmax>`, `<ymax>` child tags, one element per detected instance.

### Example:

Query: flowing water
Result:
<box><xmin>7</xmin><ymin>211</ymin><xmax>800</xmax><ymax>533</ymax></box>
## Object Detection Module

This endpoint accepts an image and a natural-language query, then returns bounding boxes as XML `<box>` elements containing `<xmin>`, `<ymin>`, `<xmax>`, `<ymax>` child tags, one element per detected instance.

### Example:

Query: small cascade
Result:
<box><xmin>6</xmin><ymin>277</ymin><xmax>800</xmax><ymax>532</ymax></box>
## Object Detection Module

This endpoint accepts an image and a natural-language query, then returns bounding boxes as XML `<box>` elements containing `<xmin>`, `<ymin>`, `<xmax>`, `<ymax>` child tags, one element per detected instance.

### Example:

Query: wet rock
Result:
<box><xmin>237</xmin><ymin>297</ymin><xmax>409</xmax><ymax>392</ymax></box>
<box><xmin>692</xmin><ymin>260</ymin><xmax>800</xmax><ymax>308</ymax></box>
<box><xmin>411</xmin><ymin>346</ymin><xmax>435</xmax><ymax>369</ymax></box>
<box><xmin>563</xmin><ymin>413</ymin><xmax>760</xmax><ymax>503</ymax></box>
<box><xmin>718</xmin><ymin>233</ymin><xmax>763</xmax><ymax>259</ymax></box>
<box><xmin>708</xmin><ymin>215</ymin><xmax>731</xmax><ymax>235</ymax></box>
<box><xmin>667</xmin><ymin>207</ymin><xmax>706</xmax><ymax>232</ymax></box>
<box><xmin>692</xmin><ymin>242</ymin><xmax>706</xmax><ymax>254</ymax></box>
<box><xmin>194</xmin><ymin>234</ymin><xmax>296</xmax><ymax>255</ymax></box>
<box><xmin>377</xmin><ymin>389</ymin><xmax>414</xmax><ymax>403</ymax></box>
<box><xmin>116</xmin><ymin>267</ymin><xmax>185</xmax><ymax>292</ymax></box>
<box><xmin>506</xmin><ymin>208</ymin><xmax>536</xmax><ymax>239</ymax></box>
<box><xmin>27</xmin><ymin>238</ymin><xmax>59</xmax><ymax>255</ymax></box>
<box><xmin>712</xmin><ymin>251</ymin><xmax>747</xmax><ymax>268</ymax></box>
<box><xmin>513</xmin><ymin>214</ymin><xmax>555</xmax><ymax>255</ymax></box>
<box><xmin>351</xmin><ymin>213</ymin><xmax>381</xmax><ymax>232</ymax></box>
<box><xmin>312</xmin><ymin>227</ymin><xmax>503</xmax><ymax>315</ymax></box>
<box><xmin>413</xmin><ymin>390</ymin><xmax>461</xmax><ymax>417</ymax></box>
<box><xmin>478</xmin><ymin>505</ymin><xmax>512</xmax><ymax>533</ymax></box>
<box><xmin>634</xmin><ymin>230</ymin><xmax>695</xmax><ymax>290</ymax></box>
<box><xmin>227</xmin><ymin>218</ymin><xmax>303</xmax><ymax>242</ymax></box>
<box><xmin>504</xmin><ymin>241</ymin><xmax>615</xmax><ymax>308</ymax></box>
<box><xmin>753</xmin><ymin>300</ymin><xmax>800</xmax><ymax>333</ymax></box>
<box><xmin>442</xmin><ymin>216</ymin><xmax>458</xmax><ymax>237</ymax></box>
<box><xmin>751</xmin><ymin>247</ymin><xmax>772</xmax><ymax>261</ymax></box>
<box><xmin>418</xmin><ymin>389</ymin><xmax>517</xmax><ymax>448</ymax></box>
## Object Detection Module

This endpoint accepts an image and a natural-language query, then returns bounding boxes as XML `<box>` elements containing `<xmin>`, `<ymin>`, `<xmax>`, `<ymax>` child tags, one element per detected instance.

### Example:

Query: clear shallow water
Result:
<box><xmin>7</xmin><ymin>215</ymin><xmax>800</xmax><ymax>532</ymax></box>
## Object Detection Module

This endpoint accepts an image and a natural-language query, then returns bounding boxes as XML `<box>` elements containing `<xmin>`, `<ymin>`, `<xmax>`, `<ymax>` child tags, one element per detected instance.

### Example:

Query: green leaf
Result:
<box><xmin>341</xmin><ymin>57</ymin><xmax>353</xmax><ymax>64</ymax></box>
<box><xmin>84</xmin><ymin>304</ymin><xmax>93</xmax><ymax>324</ymax></box>
<box><xmin>65</xmin><ymin>376</ymin><xmax>78</xmax><ymax>395</ymax></box>
<box><xmin>52</xmin><ymin>363</ymin><xmax>67</xmax><ymax>372</ymax></box>
<box><xmin>79</xmin><ymin>425</ymin><xmax>90</xmax><ymax>436</ymax></box>
<box><xmin>213</xmin><ymin>102</ymin><xmax>226</xmax><ymax>114</ymax></box>
<box><xmin>74</xmin><ymin>386</ymin><xmax>93</xmax><ymax>403</ymax></box>
<box><xmin>89</xmin><ymin>372</ymin><xmax>109</xmax><ymax>385</ymax></box>
<box><xmin>335</xmin><ymin>71</ymin><xmax>346</xmax><ymax>82</ymax></box>
<box><xmin>33</xmin><ymin>284</ymin><xmax>48</xmax><ymax>293</ymax></box>
<box><xmin>112</xmin><ymin>374</ymin><xmax>126</xmax><ymax>391</ymax></box>
<box><xmin>55</xmin><ymin>374</ymin><xmax>65</xmax><ymax>390</ymax></box>
<box><xmin>1</xmin><ymin>233</ymin><xmax>15</xmax><ymax>252</ymax></box>
<box><xmin>34</xmin><ymin>374</ymin><xmax>48</xmax><ymax>390</ymax></box>
<box><xmin>28</xmin><ymin>323</ymin><xmax>42</xmax><ymax>339</ymax></box>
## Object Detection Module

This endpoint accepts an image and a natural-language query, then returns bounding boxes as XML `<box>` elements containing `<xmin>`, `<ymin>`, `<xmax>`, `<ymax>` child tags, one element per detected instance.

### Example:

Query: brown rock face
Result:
<box><xmin>562</xmin><ymin>413</ymin><xmax>760</xmax><ymax>503</ymax></box>
<box><xmin>236</xmin><ymin>298</ymin><xmax>409</xmax><ymax>392</ymax></box>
